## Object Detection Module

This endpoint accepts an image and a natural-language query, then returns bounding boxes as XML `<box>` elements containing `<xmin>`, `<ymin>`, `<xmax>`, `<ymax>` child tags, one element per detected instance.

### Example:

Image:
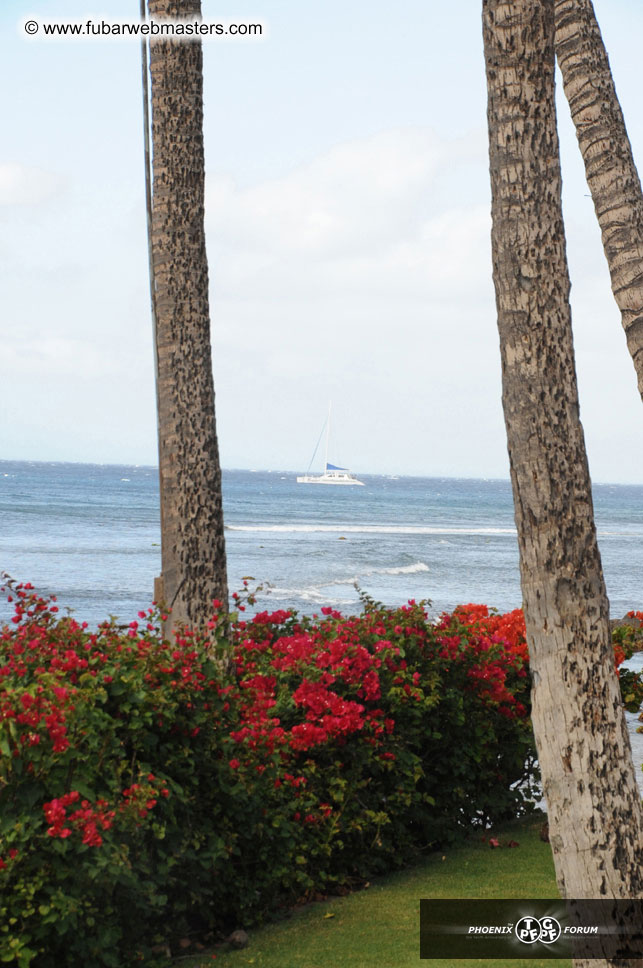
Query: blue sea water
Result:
<box><xmin>4</xmin><ymin>460</ymin><xmax>643</xmax><ymax>791</ymax></box>
<box><xmin>1</xmin><ymin>461</ymin><xmax>643</xmax><ymax>628</ymax></box>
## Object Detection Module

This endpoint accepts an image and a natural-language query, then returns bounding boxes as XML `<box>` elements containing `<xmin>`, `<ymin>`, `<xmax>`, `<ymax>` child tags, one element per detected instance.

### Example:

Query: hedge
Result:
<box><xmin>1</xmin><ymin>581</ymin><xmax>636</xmax><ymax>966</ymax></box>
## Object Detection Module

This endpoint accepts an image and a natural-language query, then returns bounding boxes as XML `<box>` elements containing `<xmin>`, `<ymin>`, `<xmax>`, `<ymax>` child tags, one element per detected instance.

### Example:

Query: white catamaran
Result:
<box><xmin>297</xmin><ymin>405</ymin><xmax>364</xmax><ymax>486</ymax></box>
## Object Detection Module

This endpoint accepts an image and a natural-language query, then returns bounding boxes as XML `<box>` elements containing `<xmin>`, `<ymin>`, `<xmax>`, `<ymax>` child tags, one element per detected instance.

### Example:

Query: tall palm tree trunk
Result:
<box><xmin>483</xmin><ymin>0</ymin><xmax>643</xmax><ymax>929</ymax></box>
<box><xmin>556</xmin><ymin>0</ymin><xmax>643</xmax><ymax>399</ymax></box>
<box><xmin>147</xmin><ymin>0</ymin><xmax>228</xmax><ymax>633</ymax></box>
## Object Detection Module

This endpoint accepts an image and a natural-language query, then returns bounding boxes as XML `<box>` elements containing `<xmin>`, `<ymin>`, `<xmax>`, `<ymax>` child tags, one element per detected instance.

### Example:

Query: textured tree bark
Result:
<box><xmin>555</xmin><ymin>0</ymin><xmax>643</xmax><ymax>399</ymax></box>
<box><xmin>483</xmin><ymin>2</ymin><xmax>643</xmax><ymax>960</ymax></box>
<box><xmin>147</xmin><ymin>0</ymin><xmax>228</xmax><ymax>633</ymax></box>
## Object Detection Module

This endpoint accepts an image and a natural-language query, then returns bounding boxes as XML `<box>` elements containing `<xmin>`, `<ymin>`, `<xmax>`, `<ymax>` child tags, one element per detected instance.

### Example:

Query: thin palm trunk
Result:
<box><xmin>483</xmin><ymin>0</ymin><xmax>643</xmax><ymax>953</ymax></box>
<box><xmin>147</xmin><ymin>0</ymin><xmax>228</xmax><ymax>633</ymax></box>
<box><xmin>556</xmin><ymin>0</ymin><xmax>643</xmax><ymax>398</ymax></box>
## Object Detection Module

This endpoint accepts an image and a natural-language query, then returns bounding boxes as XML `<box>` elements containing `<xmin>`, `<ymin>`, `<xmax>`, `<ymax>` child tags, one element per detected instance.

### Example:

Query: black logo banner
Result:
<box><xmin>420</xmin><ymin>899</ymin><xmax>643</xmax><ymax>959</ymax></box>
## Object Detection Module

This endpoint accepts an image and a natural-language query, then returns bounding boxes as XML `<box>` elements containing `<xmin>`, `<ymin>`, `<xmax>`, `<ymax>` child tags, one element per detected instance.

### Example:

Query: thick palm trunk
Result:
<box><xmin>483</xmin><ymin>0</ymin><xmax>643</xmax><ymax>938</ymax></box>
<box><xmin>148</xmin><ymin>0</ymin><xmax>228</xmax><ymax>632</ymax></box>
<box><xmin>555</xmin><ymin>0</ymin><xmax>643</xmax><ymax>399</ymax></box>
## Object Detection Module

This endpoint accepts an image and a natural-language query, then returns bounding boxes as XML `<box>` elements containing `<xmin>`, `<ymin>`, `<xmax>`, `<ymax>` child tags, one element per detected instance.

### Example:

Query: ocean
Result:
<box><xmin>3</xmin><ymin>459</ymin><xmax>643</xmax><ymax>783</ymax></box>
<box><xmin>1</xmin><ymin>460</ymin><xmax>643</xmax><ymax>627</ymax></box>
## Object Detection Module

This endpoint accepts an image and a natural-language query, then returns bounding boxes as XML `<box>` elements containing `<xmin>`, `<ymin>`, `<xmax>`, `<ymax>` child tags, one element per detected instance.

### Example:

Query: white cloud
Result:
<box><xmin>0</xmin><ymin>163</ymin><xmax>64</xmax><ymax>207</ymax></box>
<box><xmin>200</xmin><ymin>127</ymin><xmax>508</xmax><ymax>474</ymax></box>
<box><xmin>205</xmin><ymin>127</ymin><xmax>493</xmax><ymax>318</ymax></box>
<box><xmin>3</xmin><ymin>336</ymin><xmax>127</xmax><ymax>378</ymax></box>
<box><xmin>206</xmin><ymin>128</ymin><xmax>456</xmax><ymax>258</ymax></box>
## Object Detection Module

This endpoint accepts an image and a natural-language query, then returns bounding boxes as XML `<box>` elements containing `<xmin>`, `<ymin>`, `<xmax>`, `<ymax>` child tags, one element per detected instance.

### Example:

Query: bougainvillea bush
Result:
<box><xmin>0</xmin><ymin>580</ymin><xmax>604</xmax><ymax>967</ymax></box>
<box><xmin>613</xmin><ymin>611</ymin><xmax>643</xmax><ymax>712</ymax></box>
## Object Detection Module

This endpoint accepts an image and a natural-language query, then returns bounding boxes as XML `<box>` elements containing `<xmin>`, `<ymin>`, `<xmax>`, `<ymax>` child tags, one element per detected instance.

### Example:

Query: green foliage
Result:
<box><xmin>612</xmin><ymin>613</ymin><xmax>643</xmax><ymax>712</ymax></box>
<box><xmin>0</xmin><ymin>583</ymin><xmax>544</xmax><ymax>966</ymax></box>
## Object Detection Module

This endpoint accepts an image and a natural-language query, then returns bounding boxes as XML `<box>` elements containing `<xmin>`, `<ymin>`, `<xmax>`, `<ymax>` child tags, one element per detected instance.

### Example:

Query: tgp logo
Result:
<box><xmin>515</xmin><ymin>915</ymin><xmax>562</xmax><ymax>945</ymax></box>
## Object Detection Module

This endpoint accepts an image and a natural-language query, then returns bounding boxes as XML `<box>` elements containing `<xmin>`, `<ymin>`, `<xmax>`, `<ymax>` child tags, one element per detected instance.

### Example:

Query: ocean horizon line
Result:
<box><xmin>2</xmin><ymin>459</ymin><xmax>643</xmax><ymax>488</ymax></box>
<box><xmin>0</xmin><ymin>459</ymin><xmax>512</xmax><ymax>483</ymax></box>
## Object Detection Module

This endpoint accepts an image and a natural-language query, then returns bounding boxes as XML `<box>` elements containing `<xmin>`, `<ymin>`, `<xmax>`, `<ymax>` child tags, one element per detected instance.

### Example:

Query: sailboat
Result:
<box><xmin>297</xmin><ymin>405</ymin><xmax>365</xmax><ymax>486</ymax></box>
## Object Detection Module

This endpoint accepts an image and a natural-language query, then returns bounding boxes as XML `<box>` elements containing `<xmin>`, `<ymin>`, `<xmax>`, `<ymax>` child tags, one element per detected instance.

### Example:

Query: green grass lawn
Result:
<box><xmin>180</xmin><ymin>811</ymin><xmax>569</xmax><ymax>968</ymax></box>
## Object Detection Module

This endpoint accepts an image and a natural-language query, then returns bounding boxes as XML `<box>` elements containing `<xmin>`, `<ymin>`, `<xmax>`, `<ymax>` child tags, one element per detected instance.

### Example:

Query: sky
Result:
<box><xmin>3</xmin><ymin>0</ymin><xmax>643</xmax><ymax>481</ymax></box>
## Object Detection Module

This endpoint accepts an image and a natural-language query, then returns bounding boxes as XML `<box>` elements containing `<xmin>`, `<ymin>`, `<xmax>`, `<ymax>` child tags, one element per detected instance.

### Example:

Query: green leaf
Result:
<box><xmin>17</xmin><ymin>784</ymin><xmax>43</xmax><ymax>810</ymax></box>
<box><xmin>73</xmin><ymin>781</ymin><xmax>96</xmax><ymax>801</ymax></box>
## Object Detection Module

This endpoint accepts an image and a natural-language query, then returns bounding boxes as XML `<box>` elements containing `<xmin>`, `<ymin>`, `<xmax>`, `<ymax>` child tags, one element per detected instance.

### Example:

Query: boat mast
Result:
<box><xmin>324</xmin><ymin>402</ymin><xmax>331</xmax><ymax>472</ymax></box>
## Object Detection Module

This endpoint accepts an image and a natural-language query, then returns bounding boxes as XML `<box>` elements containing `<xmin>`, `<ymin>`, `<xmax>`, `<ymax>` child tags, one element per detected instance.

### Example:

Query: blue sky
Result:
<box><xmin>3</xmin><ymin>0</ymin><xmax>643</xmax><ymax>481</ymax></box>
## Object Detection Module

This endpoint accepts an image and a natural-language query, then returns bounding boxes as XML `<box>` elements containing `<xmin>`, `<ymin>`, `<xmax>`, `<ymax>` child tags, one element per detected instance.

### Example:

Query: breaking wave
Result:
<box><xmin>226</xmin><ymin>524</ymin><xmax>517</xmax><ymax>536</ymax></box>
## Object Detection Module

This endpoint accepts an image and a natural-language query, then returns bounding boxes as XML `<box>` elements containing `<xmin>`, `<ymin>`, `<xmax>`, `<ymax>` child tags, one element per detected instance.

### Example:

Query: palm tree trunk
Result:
<box><xmin>147</xmin><ymin>0</ymin><xmax>228</xmax><ymax>633</ymax></box>
<box><xmin>555</xmin><ymin>0</ymin><xmax>643</xmax><ymax>399</ymax></box>
<box><xmin>483</xmin><ymin>0</ymin><xmax>643</xmax><ymax>935</ymax></box>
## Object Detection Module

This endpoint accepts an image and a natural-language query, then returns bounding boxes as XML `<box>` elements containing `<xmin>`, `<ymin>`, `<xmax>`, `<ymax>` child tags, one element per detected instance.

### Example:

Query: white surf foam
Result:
<box><xmin>226</xmin><ymin>524</ymin><xmax>517</xmax><ymax>536</ymax></box>
<box><xmin>252</xmin><ymin>562</ymin><xmax>431</xmax><ymax>607</ymax></box>
<box><xmin>267</xmin><ymin>585</ymin><xmax>357</xmax><ymax>605</ymax></box>
<box><xmin>376</xmin><ymin>562</ymin><xmax>430</xmax><ymax>575</ymax></box>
